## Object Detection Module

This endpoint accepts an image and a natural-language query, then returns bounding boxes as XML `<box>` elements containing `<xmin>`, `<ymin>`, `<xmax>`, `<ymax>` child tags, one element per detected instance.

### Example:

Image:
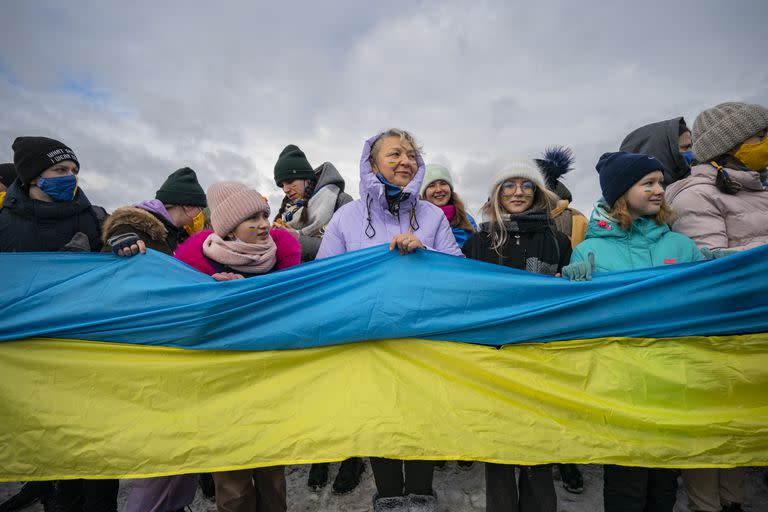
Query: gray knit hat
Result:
<box><xmin>692</xmin><ymin>102</ymin><xmax>768</xmax><ymax>162</ymax></box>
<box><xmin>207</xmin><ymin>181</ymin><xmax>270</xmax><ymax>237</ymax></box>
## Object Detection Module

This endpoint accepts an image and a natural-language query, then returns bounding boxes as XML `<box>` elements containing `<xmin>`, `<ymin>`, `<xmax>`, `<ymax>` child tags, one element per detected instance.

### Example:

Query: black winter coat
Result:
<box><xmin>462</xmin><ymin>218</ymin><xmax>572</xmax><ymax>275</ymax></box>
<box><xmin>0</xmin><ymin>182</ymin><xmax>105</xmax><ymax>252</ymax></box>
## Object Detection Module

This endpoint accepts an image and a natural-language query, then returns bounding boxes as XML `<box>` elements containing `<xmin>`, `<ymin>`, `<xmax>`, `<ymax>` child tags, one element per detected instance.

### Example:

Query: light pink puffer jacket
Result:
<box><xmin>666</xmin><ymin>163</ymin><xmax>768</xmax><ymax>251</ymax></box>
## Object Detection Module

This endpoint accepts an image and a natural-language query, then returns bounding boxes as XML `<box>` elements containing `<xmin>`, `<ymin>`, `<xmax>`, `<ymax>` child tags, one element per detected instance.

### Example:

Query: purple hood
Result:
<box><xmin>134</xmin><ymin>199</ymin><xmax>174</xmax><ymax>224</ymax></box>
<box><xmin>358</xmin><ymin>133</ymin><xmax>426</xmax><ymax>214</ymax></box>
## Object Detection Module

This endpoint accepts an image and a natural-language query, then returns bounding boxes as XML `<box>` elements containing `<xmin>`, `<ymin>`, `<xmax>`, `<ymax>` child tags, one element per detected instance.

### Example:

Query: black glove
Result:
<box><xmin>107</xmin><ymin>232</ymin><xmax>141</xmax><ymax>255</ymax></box>
<box><xmin>61</xmin><ymin>232</ymin><xmax>91</xmax><ymax>252</ymax></box>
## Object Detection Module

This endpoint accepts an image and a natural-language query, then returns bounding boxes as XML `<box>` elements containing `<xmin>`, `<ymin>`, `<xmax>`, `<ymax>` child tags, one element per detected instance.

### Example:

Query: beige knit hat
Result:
<box><xmin>692</xmin><ymin>102</ymin><xmax>768</xmax><ymax>162</ymax></box>
<box><xmin>207</xmin><ymin>181</ymin><xmax>270</xmax><ymax>237</ymax></box>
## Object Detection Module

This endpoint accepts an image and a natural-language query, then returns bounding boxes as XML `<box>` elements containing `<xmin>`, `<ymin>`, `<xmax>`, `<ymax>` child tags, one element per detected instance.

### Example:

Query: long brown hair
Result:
<box><xmin>606</xmin><ymin>196</ymin><xmax>675</xmax><ymax>231</ymax></box>
<box><xmin>710</xmin><ymin>156</ymin><xmax>745</xmax><ymax>195</ymax></box>
<box><xmin>449</xmin><ymin>192</ymin><xmax>475</xmax><ymax>232</ymax></box>
<box><xmin>421</xmin><ymin>184</ymin><xmax>475</xmax><ymax>232</ymax></box>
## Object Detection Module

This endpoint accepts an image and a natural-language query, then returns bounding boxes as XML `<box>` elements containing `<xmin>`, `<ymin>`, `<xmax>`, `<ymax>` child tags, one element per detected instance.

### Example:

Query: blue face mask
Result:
<box><xmin>376</xmin><ymin>173</ymin><xmax>404</xmax><ymax>197</ymax></box>
<box><xmin>36</xmin><ymin>175</ymin><xmax>78</xmax><ymax>202</ymax></box>
<box><xmin>681</xmin><ymin>151</ymin><xmax>695</xmax><ymax>166</ymax></box>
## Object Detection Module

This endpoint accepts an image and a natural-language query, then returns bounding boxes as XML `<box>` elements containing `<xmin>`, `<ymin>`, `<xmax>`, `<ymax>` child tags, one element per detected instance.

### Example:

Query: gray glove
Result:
<box><xmin>700</xmin><ymin>247</ymin><xmax>737</xmax><ymax>260</ymax></box>
<box><xmin>562</xmin><ymin>252</ymin><xmax>595</xmax><ymax>281</ymax></box>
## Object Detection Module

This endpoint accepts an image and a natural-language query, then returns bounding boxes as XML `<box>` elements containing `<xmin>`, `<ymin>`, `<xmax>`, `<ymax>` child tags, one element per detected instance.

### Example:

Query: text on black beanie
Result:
<box><xmin>12</xmin><ymin>136</ymin><xmax>79</xmax><ymax>187</ymax></box>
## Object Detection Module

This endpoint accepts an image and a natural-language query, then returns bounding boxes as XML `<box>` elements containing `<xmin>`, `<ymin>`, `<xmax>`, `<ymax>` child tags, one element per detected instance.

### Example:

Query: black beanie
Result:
<box><xmin>596</xmin><ymin>151</ymin><xmax>664</xmax><ymax>206</ymax></box>
<box><xmin>0</xmin><ymin>163</ymin><xmax>16</xmax><ymax>188</ymax></box>
<box><xmin>274</xmin><ymin>144</ymin><xmax>315</xmax><ymax>186</ymax></box>
<box><xmin>155</xmin><ymin>167</ymin><xmax>207</xmax><ymax>207</ymax></box>
<box><xmin>12</xmin><ymin>136</ymin><xmax>79</xmax><ymax>187</ymax></box>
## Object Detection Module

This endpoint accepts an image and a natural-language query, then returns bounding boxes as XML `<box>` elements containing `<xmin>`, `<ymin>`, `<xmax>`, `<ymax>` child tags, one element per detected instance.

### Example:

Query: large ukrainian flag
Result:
<box><xmin>1</xmin><ymin>245</ymin><xmax>767</xmax><ymax>481</ymax></box>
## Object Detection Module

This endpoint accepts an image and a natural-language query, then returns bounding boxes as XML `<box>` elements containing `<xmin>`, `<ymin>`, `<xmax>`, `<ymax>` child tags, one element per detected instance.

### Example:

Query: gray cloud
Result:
<box><xmin>1</xmin><ymin>0</ymin><xmax>766</xmax><ymax>220</ymax></box>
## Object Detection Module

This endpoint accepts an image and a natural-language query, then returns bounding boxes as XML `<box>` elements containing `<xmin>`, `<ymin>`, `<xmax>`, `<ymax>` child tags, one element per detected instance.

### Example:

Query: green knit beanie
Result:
<box><xmin>155</xmin><ymin>167</ymin><xmax>207</xmax><ymax>207</ymax></box>
<box><xmin>274</xmin><ymin>145</ymin><xmax>315</xmax><ymax>186</ymax></box>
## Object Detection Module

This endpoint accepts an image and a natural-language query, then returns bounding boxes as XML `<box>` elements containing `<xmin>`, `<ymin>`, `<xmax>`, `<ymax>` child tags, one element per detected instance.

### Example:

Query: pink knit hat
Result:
<box><xmin>207</xmin><ymin>181</ymin><xmax>270</xmax><ymax>237</ymax></box>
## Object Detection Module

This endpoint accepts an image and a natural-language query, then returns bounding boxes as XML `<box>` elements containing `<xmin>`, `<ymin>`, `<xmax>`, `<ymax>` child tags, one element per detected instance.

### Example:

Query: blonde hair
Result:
<box><xmin>606</xmin><ymin>196</ymin><xmax>675</xmax><ymax>231</ymax></box>
<box><xmin>370</xmin><ymin>128</ymin><xmax>423</xmax><ymax>161</ymax></box>
<box><xmin>480</xmin><ymin>179</ymin><xmax>557</xmax><ymax>254</ymax></box>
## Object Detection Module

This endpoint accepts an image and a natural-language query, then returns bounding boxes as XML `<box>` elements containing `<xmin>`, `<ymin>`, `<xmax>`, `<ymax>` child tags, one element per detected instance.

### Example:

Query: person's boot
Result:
<box><xmin>406</xmin><ymin>492</ymin><xmax>437</xmax><ymax>512</ymax></box>
<box><xmin>307</xmin><ymin>463</ymin><xmax>329</xmax><ymax>491</ymax></box>
<box><xmin>41</xmin><ymin>482</ymin><xmax>82</xmax><ymax>512</ymax></box>
<box><xmin>457</xmin><ymin>461</ymin><xmax>474</xmax><ymax>471</ymax></box>
<box><xmin>332</xmin><ymin>457</ymin><xmax>365</xmax><ymax>494</ymax></box>
<box><xmin>372</xmin><ymin>494</ymin><xmax>408</xmax><ymax>512</ymax></box>
<box><xmin>0</xmin><ymin>482</ymin><xmax>52</xmax><ymax>512</ymax></box>
<box><xmin>558</xmin><ymin>463</ymin><xmax>584</xmax><ymax>494</ymax></box>
<box><xmin>199</xmin><ymin>473</ymin><xmax>215</xmax><ymax>500</ymax></box>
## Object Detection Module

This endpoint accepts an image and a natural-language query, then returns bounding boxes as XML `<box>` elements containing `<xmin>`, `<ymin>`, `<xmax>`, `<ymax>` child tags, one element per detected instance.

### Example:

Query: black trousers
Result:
<box><xmin>603</xmin><ymin>465</ymin><xmax>678</xmax><ymax>512</ymax></box>
<box><xmin>46</xmin><ymin>479</ymin><xmax>119</xmax><ymax>512</ymax></box>
<box><xmin>369</xmin><ymin>457</ymin><xmax>434</xmax><ymax>498</ymax></box>
<box><xmin>485</xmin><ymin>463</ymin><xmax>556</xmax><ymax>512</ymax></box>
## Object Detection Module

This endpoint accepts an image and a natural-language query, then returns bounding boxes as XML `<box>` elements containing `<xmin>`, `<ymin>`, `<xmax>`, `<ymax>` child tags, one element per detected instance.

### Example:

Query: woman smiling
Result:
<box><xmin>420</xmin><ymin>164</ymin><xmax>476</xmax><ymax>247</ymax></box>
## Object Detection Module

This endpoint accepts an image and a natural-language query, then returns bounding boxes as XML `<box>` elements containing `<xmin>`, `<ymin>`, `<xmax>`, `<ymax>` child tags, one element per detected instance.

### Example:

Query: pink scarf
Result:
<box><xmin>439</xmin><ymin>204</ymin><xmax>456</xmax><ymax>223</ymax></box>
<box><xmin>202</xmin><ymin>233</ymin><xmax>277</xmax><ymax>274</ymax></box>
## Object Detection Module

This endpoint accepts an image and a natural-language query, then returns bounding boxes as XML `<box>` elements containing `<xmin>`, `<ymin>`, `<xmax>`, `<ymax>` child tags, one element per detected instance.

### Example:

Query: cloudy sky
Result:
<box><xmin>1</xmin><ymin>1</ymin><xmax>766</xmax><ymax>216</ymax></box>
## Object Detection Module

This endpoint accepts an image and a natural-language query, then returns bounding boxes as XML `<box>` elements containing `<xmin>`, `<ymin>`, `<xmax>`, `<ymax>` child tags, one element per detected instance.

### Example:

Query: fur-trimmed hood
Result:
<box><xmin>101</xmin><ymin>206</ymin><xmax>169</xmax><ymax>243</ymax></box>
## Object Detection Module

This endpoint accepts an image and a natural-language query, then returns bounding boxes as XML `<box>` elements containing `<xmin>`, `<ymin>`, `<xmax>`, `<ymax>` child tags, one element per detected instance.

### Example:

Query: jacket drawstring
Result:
<box><xmin>365</xmin><ymin>195</ymin><xmax>376</xmax><ymax>239</ymax></box>
<box><xmin>409</xmin><ymin>204</ymin><xmax>420</xmax><ymax>232</ymax></box>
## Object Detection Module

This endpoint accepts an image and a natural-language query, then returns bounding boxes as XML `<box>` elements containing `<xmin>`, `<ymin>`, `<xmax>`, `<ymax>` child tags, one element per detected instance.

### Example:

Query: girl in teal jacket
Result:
<box><xmin>566</xmin><ymin>151</ymin><xmax>703</xmax><ymax>278</ymax></box>
<box><xmin>569</xmin><ymin>199</ymin><xmax>703</xmax><ymax>273</ymax></box>
<box><xmin>563</xmin><ymin>151</ymin><xmax>703</xmax><ymax>512</ymax></box>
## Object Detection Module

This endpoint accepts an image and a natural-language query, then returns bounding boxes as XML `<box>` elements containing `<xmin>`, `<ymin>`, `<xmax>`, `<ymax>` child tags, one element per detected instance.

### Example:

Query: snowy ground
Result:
<box><xmin>2</xmin><ymin>464</ymin><xmax>767</xmax><ymax>511</ymax></box>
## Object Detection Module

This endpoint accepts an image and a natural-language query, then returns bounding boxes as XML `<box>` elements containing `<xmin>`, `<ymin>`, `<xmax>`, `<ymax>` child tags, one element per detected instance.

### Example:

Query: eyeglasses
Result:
<box><xmin>501</xmin><ymin>180</ymin><xmax>536</xmax><ymax>194</ymax></box>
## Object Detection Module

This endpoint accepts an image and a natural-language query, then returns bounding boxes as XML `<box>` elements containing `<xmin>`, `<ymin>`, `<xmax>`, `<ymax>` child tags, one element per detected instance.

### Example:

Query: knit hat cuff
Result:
<box><xmin>156</xmin><ymin>189</ymin><xmax>207</xmax><ymax>207</ymax></box>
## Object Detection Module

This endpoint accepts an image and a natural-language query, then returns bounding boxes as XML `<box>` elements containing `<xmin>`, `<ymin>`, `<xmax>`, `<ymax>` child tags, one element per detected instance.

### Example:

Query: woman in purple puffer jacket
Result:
<box><xmin>317</xmin><ymin>129</ymin><xmax>463</xmax><ymax>259</ymax></box>
<box><xmin>317</xmin><ymin>129</ymin><xmax>462</xmax><ymax>512</ymax></box>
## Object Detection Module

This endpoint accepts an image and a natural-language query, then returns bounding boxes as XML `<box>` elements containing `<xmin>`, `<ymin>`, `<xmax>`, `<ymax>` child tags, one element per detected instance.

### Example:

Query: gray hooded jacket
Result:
<box><xmin>288</xmin><ymin>162</ymin><xmax>353</xmax><ymax>261</ymax></box>
<box><xmin>620</xmin><ymin>117</ymin><xmax>690</xmax><ymax>185</ymax></box>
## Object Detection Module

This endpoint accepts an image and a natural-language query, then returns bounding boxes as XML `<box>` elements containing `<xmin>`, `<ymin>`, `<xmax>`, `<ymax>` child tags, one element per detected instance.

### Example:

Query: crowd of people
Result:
<box><xmin>1</xmin><ymin>100</ymin><xmax>767</xmax><ymax>512</ymax></box>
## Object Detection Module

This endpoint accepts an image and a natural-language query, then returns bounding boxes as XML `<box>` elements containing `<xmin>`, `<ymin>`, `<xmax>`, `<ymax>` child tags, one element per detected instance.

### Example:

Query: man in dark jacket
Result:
<box><xmin>0</xmin><ymin>137</ymin><xmax>115</xmax><ymax>511</ymax></box>
<box><xmin>101</xmin><ymin>167</ymin><xmax>207</xmax><ymax>256</ymax></box>
<box><xmin>0</xmin><ymin>137</ymin><xmax>106</xmax><ymax>253</ymax></box>
<box><xmin>620</xmin><ymin>117</ymin><xmax>693</xmax><ymax>186</ymax></box>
